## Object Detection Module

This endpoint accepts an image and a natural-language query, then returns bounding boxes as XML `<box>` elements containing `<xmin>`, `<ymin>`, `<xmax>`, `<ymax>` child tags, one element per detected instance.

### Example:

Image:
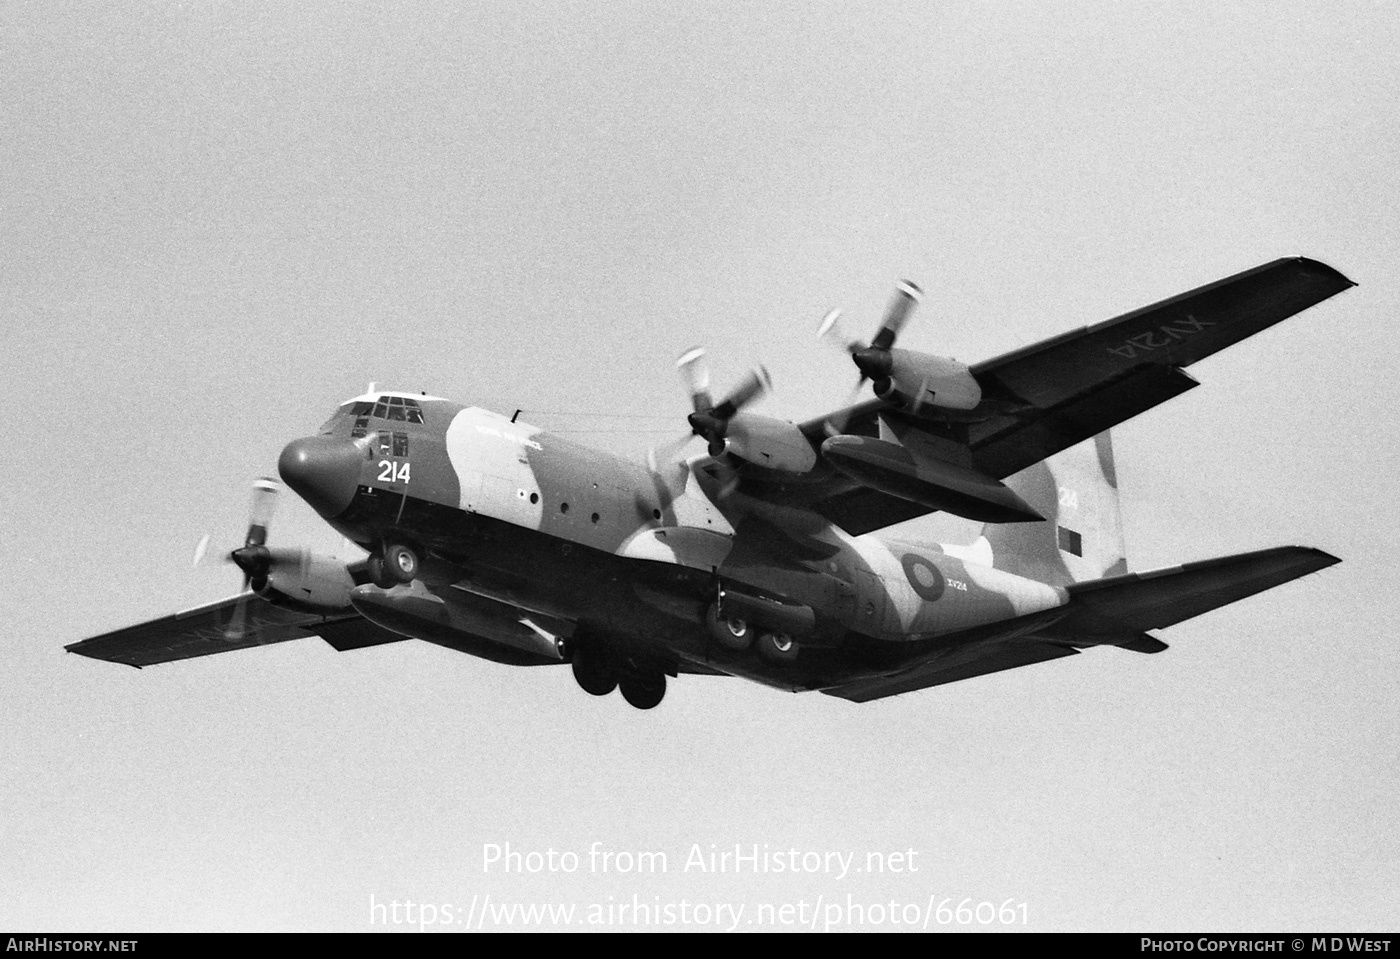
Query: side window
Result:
<box><xmin>1057</xmin><ymin>526</ymin><xmax>1083</xmax><ymax>556</ymax></box>
<box><xmin>378</xmin><ymin>432</ymin><xmax>392</xmax><ymax>454</ymax></box>
<box><xmin>392</xmin><ymin>433</ymin><xmax>409</xmax><ymax>457</ymax></box>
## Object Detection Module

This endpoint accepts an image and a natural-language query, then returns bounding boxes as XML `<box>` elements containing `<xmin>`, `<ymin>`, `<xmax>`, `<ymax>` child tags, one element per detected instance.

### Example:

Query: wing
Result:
<box><xmin>962</xmin><ymin>256</ymin><xmax>1354</xmax><ymax>479</ymax></box>
<box><xmin>820</xmin><ymin>609</ymin><xmax>1081</xmax><ymax>702</ymax></box>
<box><xmin>66</xmin><ymin>594</ymin><xmax>406</xmax><ymax>668</ymax></box>
<box><xmin>1046</xmin><ymin>545</ymin><xmax>1340</xmax><ymax>640</ymax></box>
<box><xmin>790</xmin><ymin>257</ymin><xmax>1354</xmax><ymax>534</ymax></box>
<box><xmin>823</xmin><ymin>640</ymin><xmax>1081</xmax><ymax>703</ymax></box>
<box><xmin>822</xmin><ymin>545</ymin><xmax>1339</xmax><ymax>702</ymax></box>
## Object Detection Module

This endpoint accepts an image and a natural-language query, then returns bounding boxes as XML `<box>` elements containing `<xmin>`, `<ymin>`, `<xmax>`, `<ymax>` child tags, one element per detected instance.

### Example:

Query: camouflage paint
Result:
<box><xmin>307</xmin><ymin>395</ymin><xmax>1071</xmax><ymax>687</ymax></box>
<box><xmin>980</xmin><ymin>431</ymin><xmax>1127</xmax><ymax>587</ymax></box>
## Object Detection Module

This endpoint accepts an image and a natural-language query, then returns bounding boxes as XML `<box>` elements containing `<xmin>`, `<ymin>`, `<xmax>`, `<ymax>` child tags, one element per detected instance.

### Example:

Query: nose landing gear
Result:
<box><xmin>384</xmin><ymin>543</ymin><xmax>420</xmax><ymax>582</ymax></box>
<box><xmin>367</xmin><ymin>542</ymin><xmax>422</xmax><ymax>588</ymax></box>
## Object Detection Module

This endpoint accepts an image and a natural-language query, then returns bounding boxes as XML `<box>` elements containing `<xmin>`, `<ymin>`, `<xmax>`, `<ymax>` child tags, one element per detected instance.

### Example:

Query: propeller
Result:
<box><xmin>204</xmin><ymin>477</ymin><xmax>280</xmax><ymax>640</ymax></box>
<box><xmin>818</xmin><ymin>280</ymin><xmax>922</xmax><ymax>434</ymax></box>
<box><xmin>650</xmin><ymin>348</ymin><xmax>772</xmax><ymax>464</ymax></box>
<box><xmin>818</xmin><ymin>279</ymin><xmax>922</xmax><ymax>390</ymax></box>
<box><xmin>645</xmin><ymin>348</ymin><xmax>773</xmax><ymax>505</ymax></box>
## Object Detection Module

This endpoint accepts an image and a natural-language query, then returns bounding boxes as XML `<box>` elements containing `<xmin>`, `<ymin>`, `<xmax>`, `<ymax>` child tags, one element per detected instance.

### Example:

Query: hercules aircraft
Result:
<box><xmin>69</xmin><ymin>257</ymin><xmax>1352</xmax><ymax>709</ymax></box>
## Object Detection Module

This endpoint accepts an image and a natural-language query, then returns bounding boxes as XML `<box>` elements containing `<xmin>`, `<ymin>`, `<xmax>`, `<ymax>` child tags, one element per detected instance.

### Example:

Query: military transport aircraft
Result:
<box><xmin>69</xmin><ymin>257</ymin><xmax>1353</xmax><ymax>709</ymax></box>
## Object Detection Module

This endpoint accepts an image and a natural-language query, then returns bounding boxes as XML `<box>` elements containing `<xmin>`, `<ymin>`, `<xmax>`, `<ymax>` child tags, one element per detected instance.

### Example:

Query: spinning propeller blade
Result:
<box><xmin>222</xmin><ymin>477</ymin><xmax>281</xmax><ymax>640</ymax></box>
<box><xmin>817</xmin><ymin>280</ymin><xmax>923</xmax><ymax>433</ymax></box>
<box><xmin>647</xmin><ymin>347</ymin><xmax>773</xmax><ymax>482</ymax></box>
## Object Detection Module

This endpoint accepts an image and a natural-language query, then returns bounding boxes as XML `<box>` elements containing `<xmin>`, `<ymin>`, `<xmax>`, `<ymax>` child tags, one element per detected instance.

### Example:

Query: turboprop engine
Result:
<box><xmin>818</xmin><ymin>280</ymin><xmax>983</xmax><ymax>416</ymax></box>
<box><xmin>199</xmin><ymin>477</ymin><xmax>357</xmax><ymax>637</ymax></box>
<box><xmin>650</xmin><ymin>347</ymin><xmax>818</xmax><ymax>476</ymax></box>
<box><xmin>249</xmin><ymin>547</ymin><xmax>357</xmax><ymax>613</ymax></box>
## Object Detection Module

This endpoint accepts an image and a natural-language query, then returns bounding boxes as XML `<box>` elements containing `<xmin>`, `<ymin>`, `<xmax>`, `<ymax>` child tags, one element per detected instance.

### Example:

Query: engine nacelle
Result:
<box><xmin>257</xmin><ymin>548</ymin><xmax>357</xmax><ymax>613</ymax></box>
<box><xmin>723</xmin><ymin>412</ymin><xmax>819</xmax><ymax>473</ymax></box>
<box><xmin>873</xmin><ymin>349</ymin><xmax>982</xmax><ymax>411</ymax></box>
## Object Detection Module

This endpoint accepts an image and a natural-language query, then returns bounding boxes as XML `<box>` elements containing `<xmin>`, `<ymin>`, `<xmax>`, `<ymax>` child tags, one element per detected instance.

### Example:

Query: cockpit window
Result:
<box><xmin>347</xmin><ymin>395</ymin><xmax>425</xmax><ymax>428</ymax></box>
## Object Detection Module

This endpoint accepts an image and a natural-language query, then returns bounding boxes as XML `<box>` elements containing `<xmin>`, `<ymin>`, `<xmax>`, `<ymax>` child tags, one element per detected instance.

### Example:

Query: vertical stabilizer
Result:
<box><xmin>979</xmin><ymin>432</ymin><xmax>1127</xmax><ymax>586</ymax></box>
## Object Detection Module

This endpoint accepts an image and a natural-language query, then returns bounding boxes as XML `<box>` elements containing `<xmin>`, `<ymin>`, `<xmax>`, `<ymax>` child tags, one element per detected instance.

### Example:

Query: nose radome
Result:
<box><xmin>278</xmin><ymin>436</ymin><xmax>363</xmax><ymax>519</ymax></box>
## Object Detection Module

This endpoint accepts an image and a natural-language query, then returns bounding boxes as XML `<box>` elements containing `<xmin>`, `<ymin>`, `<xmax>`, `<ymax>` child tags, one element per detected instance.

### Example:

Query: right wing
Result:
<box><xmin>66</xmin><ymin>594</ymin><xmax>407</xmax><ymax>668</ymax></box>
<box><xmin>961</xmin><ymin>256</ymin><xmax>1354</xmax><ymax>479</ymax></box>
<box><xmin>789</xmin><ymin>257</ymin><xmax>1353</xmax><ymax>534</ymax></box>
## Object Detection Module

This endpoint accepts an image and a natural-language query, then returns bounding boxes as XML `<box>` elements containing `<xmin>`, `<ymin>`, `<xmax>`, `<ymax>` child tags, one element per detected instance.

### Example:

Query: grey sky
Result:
<box><xmin>3</xmin><ymin>1</ymin><xmax>1396</xmax><ymax>931</ymax></box>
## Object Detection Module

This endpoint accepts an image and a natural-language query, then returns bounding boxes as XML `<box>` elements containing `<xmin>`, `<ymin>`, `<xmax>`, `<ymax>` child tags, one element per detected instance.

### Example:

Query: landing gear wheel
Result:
<box><xmin>619</xmin><ymin>672</ymin><xmax>666</xmax><ymax>710</ymax></box>
<box><xmin>755</xmin><ymin>631</ymin><xmax>799</xmax><ymax>665</ymax></box>
<box><xmin>571</xmin><ymin>647</ymin><xmax>618</xmax><ymax>697</ymax></box>
<box><xmin>384</xmin><ymin>543</ymin><xmax>420</xmax><ymax>583</ymax></box>
<box><xmin>366</xmin><ymin>555</ymin><xmax>396</xmax><ymax>589</ymax></box>
<box><xmin>705</xmin><ymin>603</ymin><xmax>753</xmax><ymax>651</ymax></box>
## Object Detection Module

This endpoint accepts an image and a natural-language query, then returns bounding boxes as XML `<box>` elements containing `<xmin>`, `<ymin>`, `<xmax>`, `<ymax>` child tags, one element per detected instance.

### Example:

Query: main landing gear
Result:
<box><xmin>367</xmin><ymin>541</ymin><xmax>422</xmax><ymax>588</ymax></box>
<box><xmin>619</xmin><ymin>673</ymin><xmax>666</xmax><ymax>710</ymax></box>
<box><xmin>704</xmin><ymin>602</ymin><xmax>800</xmax><ymax>665</ymax></box>
<box><xmin>570</xmin><ymin>644</ymin><xmax>667</xmax><ymax>710</ymax></box>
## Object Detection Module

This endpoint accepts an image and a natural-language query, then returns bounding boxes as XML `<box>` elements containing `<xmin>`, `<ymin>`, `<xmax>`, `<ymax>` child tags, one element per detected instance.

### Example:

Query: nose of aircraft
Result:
<box><xmin>278</xmin><ymin>436</ymin><xmax>364</xmax><ymax>518</ymax></box>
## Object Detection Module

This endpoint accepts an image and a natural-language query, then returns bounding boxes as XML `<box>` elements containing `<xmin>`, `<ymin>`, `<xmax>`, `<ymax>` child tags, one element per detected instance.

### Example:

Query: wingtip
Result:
<box><xmin>1289</xmin><ymin>256</ymin><xmax>1357</xmax><ymax>291</ymax></box>
<box><xmin>1303</xmin><ymin>547</ymin><xmax>1343</xmax><ymax>568</ymax></box>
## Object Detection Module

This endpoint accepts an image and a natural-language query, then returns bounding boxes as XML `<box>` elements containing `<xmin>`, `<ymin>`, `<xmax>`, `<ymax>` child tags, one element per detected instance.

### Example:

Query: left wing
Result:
<box><xmin>822</xmin><ymin>545</ymin><xmax>1340</xmax><ymax>703</ymax></box>
<box><xmin>820</xmin><ymin>610</ymin><xmax>1080</xmax><ymax>703</ymax></box>
<box><xmin>66</xmin><ymin>594</ymin><xmax>405</xmax><ymax>668</ymax></box>
<box><xmin>1046</xmin><ymin>545</ymin><xmax>1340</xmax><ymax>639</ymax></box>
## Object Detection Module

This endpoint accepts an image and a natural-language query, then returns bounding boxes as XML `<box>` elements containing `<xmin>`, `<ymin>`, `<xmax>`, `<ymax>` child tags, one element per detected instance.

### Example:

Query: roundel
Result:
<box><xmin>900</xmin><ymin>553</ymin><xmax>946</xmax><ymax>602</ymax></box>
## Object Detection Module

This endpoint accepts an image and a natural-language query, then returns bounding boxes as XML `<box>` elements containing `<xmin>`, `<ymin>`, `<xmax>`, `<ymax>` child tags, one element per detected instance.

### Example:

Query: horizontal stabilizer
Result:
<box><xmin>1055</xmin><ymin>546</ymin><xmax>1339</xmax><ymax>637</ymax></box>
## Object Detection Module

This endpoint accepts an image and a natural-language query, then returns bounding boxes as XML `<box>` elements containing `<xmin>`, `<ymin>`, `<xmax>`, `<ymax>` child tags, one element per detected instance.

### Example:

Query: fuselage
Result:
<box><xmin>278</xmin><ymin>391</ymin><xmax>1066</xmax><ymax>691</ymax></box>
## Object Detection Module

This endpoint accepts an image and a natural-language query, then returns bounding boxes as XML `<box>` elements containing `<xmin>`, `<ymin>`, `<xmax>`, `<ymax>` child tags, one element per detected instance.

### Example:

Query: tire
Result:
<box><xmin>366</xmin><ymin>555</ymin><xmax>396</xmax><ymax>590</ymax></box>
<box><xmin>705</xmin><ymin>603</ymin><xmax>752</xmax><ymax>651</ymax></box>
<box><xmin>619</xmin><ymin>672</ymin><xmax>666</xmax><ymax>710</ymax></box>
<box><xmin>571</xmin><ymin>647</ymin><xmax>618</xmax><ymax>697</ymax></box>
<box><xmin>755</xmin><ymin>631</ymin><xmax>799</xmax><ymax>665</ymax></box>
<box><xmin>384</xmin><ymin>543</ymin><xmax>420</xmax><ymax>583</ymax></box>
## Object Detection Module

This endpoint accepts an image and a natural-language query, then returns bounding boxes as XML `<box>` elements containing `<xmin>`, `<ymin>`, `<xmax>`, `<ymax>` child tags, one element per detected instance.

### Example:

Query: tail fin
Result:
<box><xmin>980</xmin><ymin>432</ymin><xmax>1127</xmax><ymax>586</ymax></box>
